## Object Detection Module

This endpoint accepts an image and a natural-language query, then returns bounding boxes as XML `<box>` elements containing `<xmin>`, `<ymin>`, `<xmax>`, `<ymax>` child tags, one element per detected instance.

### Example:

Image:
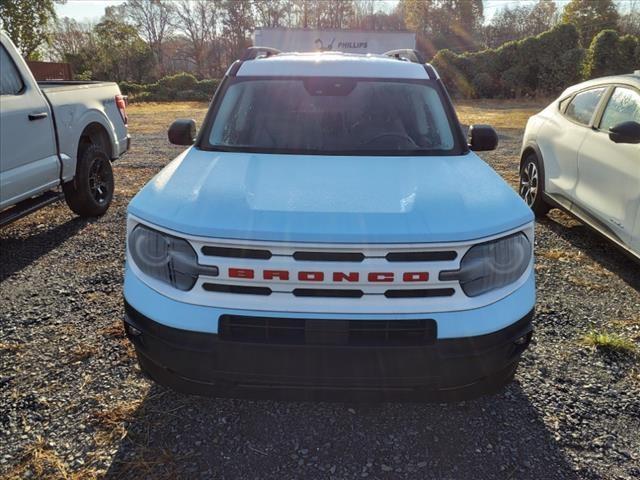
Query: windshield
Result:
<box><xmin>202</xmin><ymin>77</ymin><xmax>460</xmax><ymax>156</ymax></box>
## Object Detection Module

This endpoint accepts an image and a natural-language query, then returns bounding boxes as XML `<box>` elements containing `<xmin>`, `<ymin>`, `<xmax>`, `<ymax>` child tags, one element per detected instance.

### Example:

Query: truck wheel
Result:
<box><xmin>63</xmin><ymin>145</ymin><xmax>114</xmax><ymax>217</ymax></box>
<box><xmin>519</xmin><ymin>153</ymin><xmax>550</xmax><ymax>217</ymax></box>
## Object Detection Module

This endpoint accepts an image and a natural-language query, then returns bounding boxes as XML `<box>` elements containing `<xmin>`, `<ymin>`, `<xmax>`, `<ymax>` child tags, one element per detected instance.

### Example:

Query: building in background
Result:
<box><xmin>253</xmin><ymin>28</ymin><xmax>416</xmax><ymax>54</ymax></box>
<box><xmin>26</xmin><ymin>61</ymin><xmax>73</xmax><ymax>81</ymax></box>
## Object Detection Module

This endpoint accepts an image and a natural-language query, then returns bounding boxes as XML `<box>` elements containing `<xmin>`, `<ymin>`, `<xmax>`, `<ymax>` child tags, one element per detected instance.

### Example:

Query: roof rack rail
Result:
<box><xmin>241</xmin><ymin>46</ymin><xmax>281</xmax><ymax>61</ymax></box>
<box><xmin>383</xmin><ymin>49</ymin><xmax>425</xmax><ymax>64</ymax></box>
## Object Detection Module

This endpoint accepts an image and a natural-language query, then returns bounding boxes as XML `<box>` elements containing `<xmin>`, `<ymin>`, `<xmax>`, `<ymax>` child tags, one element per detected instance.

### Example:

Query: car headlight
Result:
<box><xmin>440</xmin><ymin>233</ymin><xmax>531</xmax><ymax>297</ymax></box>
<box><xmin>128</xmin><ymin>224</ymin><xmax>216</xmax><ymax>291</ymax></box>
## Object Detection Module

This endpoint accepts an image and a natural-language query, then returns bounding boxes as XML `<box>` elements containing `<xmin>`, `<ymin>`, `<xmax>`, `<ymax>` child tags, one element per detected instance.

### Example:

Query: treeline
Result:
<box><xmin>433</xmin><ymin>24</ymin><xmax>639</xmax><ymax>98</ymax></box>
<box><xmin>0</xmin><ymin>0</ymin><xmax>638</xmax><ymax>100</ymax></box>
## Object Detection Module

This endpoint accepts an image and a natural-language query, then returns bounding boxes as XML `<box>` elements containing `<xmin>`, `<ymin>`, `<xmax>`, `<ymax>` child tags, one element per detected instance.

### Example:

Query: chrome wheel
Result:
<box><xmin>520</xmin><ymin>161</ymin><xmax>539</xmax><ymax>207</ymax></box>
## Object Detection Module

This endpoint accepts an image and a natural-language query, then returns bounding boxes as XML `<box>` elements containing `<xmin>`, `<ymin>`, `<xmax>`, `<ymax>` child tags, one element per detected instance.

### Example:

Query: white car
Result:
<box><xmin>519</xmin><ymin>72</ymin><xmax>640</xmax><ymax>261</ymax></box>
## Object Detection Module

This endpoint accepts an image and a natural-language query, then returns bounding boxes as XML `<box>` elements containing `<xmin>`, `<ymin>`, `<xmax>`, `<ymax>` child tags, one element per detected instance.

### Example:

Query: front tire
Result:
<box><xmin>520</xmin><ymin>153</ymin><xmax>550</xmax><ymax>217</ymax></box>
<box><xmin>63</xmin><ymin>145</ymin><xmax>114</xmax><ymax>217</ymax></box>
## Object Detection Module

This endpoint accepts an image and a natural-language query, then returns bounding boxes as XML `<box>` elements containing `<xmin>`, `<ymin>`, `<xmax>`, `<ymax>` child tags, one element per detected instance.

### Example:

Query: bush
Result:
<box><xmin>584</xmin><ymin>30</ymin><xmax>640</xmax><ymax>79</ymax></box>
<box><xmin>130</xmin><ymin>91</ymin><xmax>153</xmax><ymax>103</ymax></box>
<box><xmin>118</xmin><ymin>73</ymin><xmax>222</xmax><ymax>102</ymax></box>
<box><xmin>432</xmin><ymin>24</ymin><xmax>585</xmax><ymax>98</ymax></box>
<box><xmin>471</xmin><ymin>72</ymin><xmax>497</xmax><ymax>98</ymax></box>
<box><xmin>195</xmin><ymin>79</ymin><xmax>220</xmax><ymax>97</ymax></box>
<box><xmin>175</xmin><ymin>89</ymin><xmax>209</xmax><ymax>101</ymax></box>
<box><xmin>119</xmin><ymin>81</ymin><xmax>145</xmax><ymax>96</ymax></box>
<box><xmin>157</xmin><ymin>72</ymin><xmax>198</xmax><ymax>91</ymax></box>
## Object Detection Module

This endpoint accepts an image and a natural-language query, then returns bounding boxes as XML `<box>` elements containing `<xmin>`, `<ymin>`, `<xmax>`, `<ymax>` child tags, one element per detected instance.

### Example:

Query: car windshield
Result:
<box><xmin>204</xmin><ymin>77</ymin><xmax>459</xmax><ymax>155</ymax></box>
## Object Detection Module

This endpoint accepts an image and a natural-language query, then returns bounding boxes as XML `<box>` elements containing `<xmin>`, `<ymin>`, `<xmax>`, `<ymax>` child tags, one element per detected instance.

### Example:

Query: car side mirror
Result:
<box><xmin>468</xmin><ymin>124</ymin><xmax>498</xmax><ymax>151</ymax></box>
<box><xmin>609</xmin><ymin>121</ymin><xmax>640</xmax><ymax>144</ymax></box>
<box><xmin>168</xmin><ymin>119</ymin><xmax>197</xmax><ymax>145</ymax></box>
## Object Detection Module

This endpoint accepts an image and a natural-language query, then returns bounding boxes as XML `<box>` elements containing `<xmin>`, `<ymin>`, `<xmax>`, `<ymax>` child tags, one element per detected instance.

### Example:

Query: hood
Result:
<box><xmin>128</xmin><ymin>149</ymin><xmax>533</xmax><ymax>243</ymax></box>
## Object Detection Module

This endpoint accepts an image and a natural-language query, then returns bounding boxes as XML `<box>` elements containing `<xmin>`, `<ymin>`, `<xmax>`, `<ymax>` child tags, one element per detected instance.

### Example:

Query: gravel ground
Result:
<box><xmin>1</xmin><ymin>101</ymin><xmax>639</xmax><ymax>479</ymax></box>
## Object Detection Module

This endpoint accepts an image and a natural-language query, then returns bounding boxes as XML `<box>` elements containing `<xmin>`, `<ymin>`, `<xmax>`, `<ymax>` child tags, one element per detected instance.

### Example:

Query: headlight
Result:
<box><xmin>128</xmin><ymin>224</ymin><xmax>215</xmax><ymax>291</ymax></box>
<box><xmin>440</xmin><ymin>233</ymin><xmax>531</xmax><ymax>297</ymax></box>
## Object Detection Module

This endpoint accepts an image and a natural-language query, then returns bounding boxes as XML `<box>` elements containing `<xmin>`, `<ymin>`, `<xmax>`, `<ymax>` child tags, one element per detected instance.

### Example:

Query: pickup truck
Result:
<box><xmin>123</xmin><ymin>48</ymin><xmax>535</xmax><ymax>401</ymax></box>
<box><xmin>0</xmin><ymin>31</ymin><xmax>129</xmax><ymax>226</ymax></box>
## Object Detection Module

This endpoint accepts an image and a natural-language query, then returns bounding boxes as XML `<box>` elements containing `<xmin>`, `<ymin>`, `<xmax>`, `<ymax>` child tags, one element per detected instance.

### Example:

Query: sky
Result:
<box><xmin>56</xmin><ymin>0</ymin><xmax>627</xmax><ymax>24</ymax></box>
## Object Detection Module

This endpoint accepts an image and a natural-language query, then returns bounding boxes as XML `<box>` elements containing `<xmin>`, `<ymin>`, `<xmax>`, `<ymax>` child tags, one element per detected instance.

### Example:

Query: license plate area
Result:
<box><xmin>218</xmin><ymin>315</ymin><xmax>437</xmax><ymax>346</ymax></box>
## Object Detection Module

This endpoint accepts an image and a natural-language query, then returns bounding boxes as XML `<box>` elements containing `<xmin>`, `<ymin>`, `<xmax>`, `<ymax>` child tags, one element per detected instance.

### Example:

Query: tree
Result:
<box><xmin>222</xmin><ymin>0</ymin><xmax>254</xmax><ymax>61</ymax></box>
<box><xmin>401</xmin><ymin>0</ymin><xmax>483</xmax><ymax>52</ymax></box>
<box><xmin>253</xmin><ymin>0</ymin><xmax>289</xmax><ymax>28</ymax></box>
<box><xmin>49</xmin><ymin>17</ymin><xmax>93</xmax><ymax>62</ymax></box>
<box><xmin>317</xmin><ymin>0</ymin><xmax>355</xmax><ymax>29</ymax></box>
<box><xmin>0</xmin><ymin>0</ymin><xmax>60</xmax><ymax>59</ymax></box>
<box><xmin>528</xmin><ymin>0</ymin><xmax>559</xmax><ymax>34</ymax></box>
<box><xmin>619</xmin><ymin>1</ymin><xmax>640</xmax><ymax>35</ymax></box>
<box><xmin>89</xmin><ymin>7</ymin><xmax>155</xmax><ymax>82</ymax></box>
<box><xmin>351</xmin><ymin>1</ymin><xmax>406</xmax><ymax>31</ymax></box>
<box><xmin>174</xmin><ymin>0</ymin><xmax>220</xmax><ymax>78</ymax></box>
<box><xmin>483</xmin><ymin>1</ymin><xmax>558</xmax><ymax>49</ymax></box>
<box><xmin>561</xmin><ymin>0</ymin><xmax>619</xmax><ymax>47</ymax></box>
<box><xmin>125</xmin><ymin>0</ymin><xmax>174</xmax><ymax>75</ymax></box>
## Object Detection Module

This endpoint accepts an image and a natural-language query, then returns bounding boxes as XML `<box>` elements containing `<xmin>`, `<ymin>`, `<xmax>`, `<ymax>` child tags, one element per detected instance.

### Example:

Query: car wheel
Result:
<box><xmin>520</xmin><ymin>152</ymin><xmax>550</xmax><ymax>217</ymax></box>
<box><xmin>63</xmin><ymin>144</ymin><xmax>114</xmax><ymax>217</ymax></box>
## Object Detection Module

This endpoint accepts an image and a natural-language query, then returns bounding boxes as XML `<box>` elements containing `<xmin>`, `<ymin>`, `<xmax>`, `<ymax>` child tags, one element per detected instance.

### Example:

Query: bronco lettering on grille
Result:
<box><xmin>228</xmin><ymin>268</ymin><xmax>429</xmax><ymax>282</ymax></box>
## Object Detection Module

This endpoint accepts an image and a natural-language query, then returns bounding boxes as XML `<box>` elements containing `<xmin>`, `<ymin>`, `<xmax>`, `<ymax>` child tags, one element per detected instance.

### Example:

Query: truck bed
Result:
<box><xmin>38</xmin><ymin>81</ymin><xmax>118</xmax><ymax>93</ymax></box>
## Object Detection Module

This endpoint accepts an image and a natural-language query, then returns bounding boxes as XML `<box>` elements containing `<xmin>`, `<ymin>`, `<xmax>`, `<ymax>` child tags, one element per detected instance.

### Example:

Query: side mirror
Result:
<box><xmin>468</xmin><ymin>124</ymin><xmax>498</xmax><ymax>151</ymax></box>
<box><xmin>609</xmin><ymin>121</ymin><xmax>640</xmax><ymax>144</ymax></box>
<box><xmin>168</xmin><ymin>119</ymin><xmax>197</xmax><ymax>145</ymax></box>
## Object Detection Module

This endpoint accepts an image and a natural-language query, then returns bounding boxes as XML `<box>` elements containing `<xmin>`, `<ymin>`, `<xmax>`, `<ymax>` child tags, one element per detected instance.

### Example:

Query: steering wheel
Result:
<box><xmin>363</xmin><ymin>133</ymin><xmax>418</xmax><ymax>147</ymax></box>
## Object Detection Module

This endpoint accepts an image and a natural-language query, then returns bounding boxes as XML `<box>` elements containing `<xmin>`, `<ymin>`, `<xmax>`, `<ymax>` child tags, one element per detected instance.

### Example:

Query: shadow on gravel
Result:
<box><xmin>104</xmin><ymin>382</ymin><xmax>578</xmax><ymax>479</ymax></box>
<box><xmin>0</xmin><ymin>217</ymin><xmax>89</xmax><ymax>283</ymax></box>
<box><xmin>540</xmin><ymin>217</ymin><xmax>640</xmax><ymax>291</ymax></box>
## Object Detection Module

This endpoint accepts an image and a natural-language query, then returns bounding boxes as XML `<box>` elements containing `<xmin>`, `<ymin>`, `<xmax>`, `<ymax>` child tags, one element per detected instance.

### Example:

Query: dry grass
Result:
<box><xmin>126</xmin><ymin>101</ymin><xmax>208</xmax><ymax>134</ymax></box>
<box><xmin>582</xmin><ymin>331</ymin><xmax>638</xmax><ymax>356</ymax></box>
<box><xmin>610</xmin><ymin>316</ymin><xmax>640</xmax><ymax>329</ymax></box>
<box><xmin>100</xmin><ymin>320</ymin><xmax>125</xmax><ymax>339</ymax></box>
<box><xmin>66</xmin><ymin>344</ymin><xmax>95</xmax><ymax>364</ymax></box>
<box><xmin>91</xmin><ymin>400</ymin><xmax>143</xmax><ymax>447</ymax></box>
<box><xmin>455</xmin><ymin>99</ymin><xmax>547</xmax><ymax>130</ymax></box>
<box><xmin>567</xmin><ymin>275</ymin><xmax>608</xmax><ymax>291</ymax></box>
<box><xmin>539</xmin><ymin>248</ymin><xmax>585</xmax><ymax>263</ymax></box>
<box><xmin>0</xmin><ymin>341</ymin><xmax>24</xmax><ymax>353</ymax></box>
<box><xmin>4</xmin><ymin>437</ymin><xmax>97</xmax><ymax>480</ymax></box>
<box><xmin>93</xmin><ymin>401</ymin><xmax>141</xmax><ymax>429</ymax></box>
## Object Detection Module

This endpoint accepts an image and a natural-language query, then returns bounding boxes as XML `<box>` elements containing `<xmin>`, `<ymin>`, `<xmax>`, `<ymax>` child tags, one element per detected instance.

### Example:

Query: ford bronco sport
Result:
<box><xmin>123</xmin><ymin>48</ymin><xmax>535</xmax><ymax>401</ymax></box>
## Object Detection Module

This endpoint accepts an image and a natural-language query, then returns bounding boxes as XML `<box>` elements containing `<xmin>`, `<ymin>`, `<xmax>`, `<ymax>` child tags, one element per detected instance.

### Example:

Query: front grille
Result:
<box><xmin>201</xmin><ymin>244</ymin><xmax>456</xmax><ymax>263</ymax></box>
<box><xmin>201</xmin><ymin>246</ymin><xmax>272</xmax><ymax>259</ymax></box>
<box><xmin>203</xmin><ymin>283</ymin><xmax>271</xmax><ymax>296</ymax></box>
<box><xmin>293</xmin><ymin>251</ymin><xmax>365</xmax><ymax>262</ymax></box>
<box><xmin>386</xmin><ymin>251</ymin><xmax>457</xmax><ymax>262</ymax></box>
<box><xmin>196</xmin><ymin>240</ymin><xmax>465</xmax><ymax>304</ymax></box>
<box><xmin>292</xmin><ymin>288</ymin><xmax>364</xmax><ymax>298</ymax></box>
<box><xmin>384</xmin><ymin>288</ymin><xmax>455</xmax><ymax>298</ymax></box>
<box><xmin>203</xmin><ymin>284</ymin><xmax>454</xmax><ymax>299</ymax></box>
<box><xmin>218</xmin><ymin>315</ymin><xmax>437</xmax><ymax>346</ymax></box>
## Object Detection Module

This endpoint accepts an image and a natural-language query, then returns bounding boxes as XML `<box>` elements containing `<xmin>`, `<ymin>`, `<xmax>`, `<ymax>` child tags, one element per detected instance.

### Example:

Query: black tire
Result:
<box><xmin>63</xmin><ymin>144</ymin><xmax>114</xmax><ymax>217</ymax></box>
<box><xmin>519</xmin><ymin>152</ymin><xmax>550</xmax><ymax>217</ymax></box>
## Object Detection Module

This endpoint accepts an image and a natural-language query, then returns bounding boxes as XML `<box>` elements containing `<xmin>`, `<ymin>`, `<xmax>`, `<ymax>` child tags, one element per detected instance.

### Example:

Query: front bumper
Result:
<box><xmin>124</xmin><ymin>300</ymin><xmax>533</xmax><ymax>401</ymax></box>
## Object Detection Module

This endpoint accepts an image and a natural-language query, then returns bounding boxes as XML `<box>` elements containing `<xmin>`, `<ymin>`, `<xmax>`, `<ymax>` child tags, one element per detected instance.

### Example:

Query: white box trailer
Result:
<box><xmin>252</xmin><ymin>28</ymin><xmax>416</xmax><ymax>54</ymax></box>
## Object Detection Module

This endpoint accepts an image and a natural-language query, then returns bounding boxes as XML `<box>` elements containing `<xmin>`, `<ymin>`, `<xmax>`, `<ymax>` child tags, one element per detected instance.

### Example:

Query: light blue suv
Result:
<box><xmin>123</xmin><ymin>48</ymin><xmax>535</xmax><ymax>401</ymax></box>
